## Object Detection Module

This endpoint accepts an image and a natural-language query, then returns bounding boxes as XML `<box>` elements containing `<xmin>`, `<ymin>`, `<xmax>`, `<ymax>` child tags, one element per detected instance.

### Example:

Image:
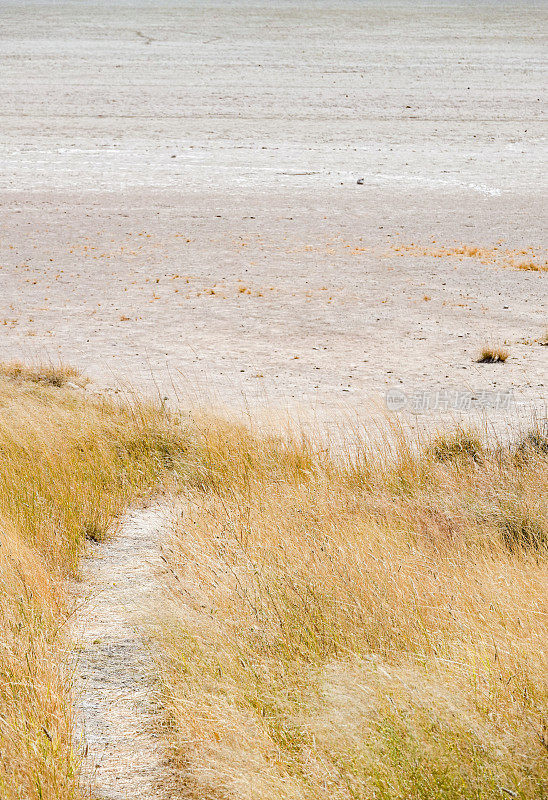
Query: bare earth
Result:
<box><xmin>0</xmin><ymin>0</ymin><xmax>546</xmax><ymax>431</ymax></box>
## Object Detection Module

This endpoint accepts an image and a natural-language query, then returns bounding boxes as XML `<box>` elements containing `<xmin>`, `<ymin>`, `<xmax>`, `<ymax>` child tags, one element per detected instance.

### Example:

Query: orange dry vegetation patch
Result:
<box><xmin>391</xmin><ymin>242</ymin><xmax>547</xmax><ymax>272</ymax></box>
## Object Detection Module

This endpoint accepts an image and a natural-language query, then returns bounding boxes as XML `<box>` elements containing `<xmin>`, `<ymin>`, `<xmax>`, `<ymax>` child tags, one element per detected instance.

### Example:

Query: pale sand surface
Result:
<box><xmin>0</xmin><ymin>0</ymin><xmax>546</xmax><ymax>431</ymax></box>
<box><xmin>71</xmin><ymin>504</ymin><xmax>179</xmax><ymax>799</ymax></box>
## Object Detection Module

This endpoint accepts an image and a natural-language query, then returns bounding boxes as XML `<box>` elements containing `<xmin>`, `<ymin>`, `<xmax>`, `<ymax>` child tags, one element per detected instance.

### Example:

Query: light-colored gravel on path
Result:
<box><xmin>71</xmin><ymin>504</ymin><xmax>177</xmax><ymax>800</ymax></box>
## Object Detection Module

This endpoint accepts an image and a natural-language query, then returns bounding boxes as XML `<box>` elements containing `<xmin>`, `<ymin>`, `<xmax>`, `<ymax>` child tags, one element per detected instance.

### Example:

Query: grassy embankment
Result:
<box><xmin>0</xmin><ymin>363</ymin><xmax>546</xmax><ymax>799</ymax></box>
<box><xmin>159</xmin><ymin>424</ymin><xmax>548</xmax><ymax>800</ymax></box>
<box><xmin>0</xmin><ymin>363</ymin><xmax>190</xmax><ymax>800</ymax></box>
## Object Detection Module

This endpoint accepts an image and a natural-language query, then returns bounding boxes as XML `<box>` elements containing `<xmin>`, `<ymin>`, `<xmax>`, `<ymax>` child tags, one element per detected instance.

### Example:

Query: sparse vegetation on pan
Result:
<box><xmin>476</xmin><ymin>346</ymin><xmax>509</xmax><ymax>363</ymax></box>
<box><xmin>0</xmin><ymin>360</ymin><xmax>87</xmax><ymax>388</ymax></box>
<box><xmin>391</xmin><ymin>242</ymin><xmax>548</xmax><ymax>272</ymax></box>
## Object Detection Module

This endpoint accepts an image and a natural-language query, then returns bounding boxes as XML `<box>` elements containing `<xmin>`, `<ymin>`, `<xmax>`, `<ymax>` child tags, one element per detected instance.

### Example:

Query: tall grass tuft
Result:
<box><xmin>476</xmin><ymin>346</ymin><xmax>509</xmax><ymax>364</ymax></box>
<box><xmin>0</xmin><ymin>360</ymin><xmax>87</xmax><ymax>388</ymax></box>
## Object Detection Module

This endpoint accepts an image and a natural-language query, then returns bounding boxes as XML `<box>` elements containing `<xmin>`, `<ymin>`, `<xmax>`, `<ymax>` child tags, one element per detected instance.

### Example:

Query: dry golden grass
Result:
<box><xmin>390</xmin><ymin>242</ymin><xmax>547</xmax><ymax>272</ymax></box>
<box><xmin>515</xmin><ymin>262</ymin><xmax>546</xmax><ymax>273</ymax></box>
<box><xmin>0</xmin><ymin>369</ymin><xmax>190</xmax><ymax>800</ymax></box>
<box><xmin>2</xmin><ymin>363</ymin><xmax>547</xmax><ymax>799</ymax></box>
<box><xmin>159</xmin><ymin>421</ymin><xmax>548</xmax><ymax>800</ymax></box>
<box><xmin>0</xmin><ymin>360</ymin><xmax>87</xmax><ymax>388</ymax></box>
<box><xmin>477</xmin><ymin>346</ymin><xmax>509</xmax><ymax>364</ymax></box>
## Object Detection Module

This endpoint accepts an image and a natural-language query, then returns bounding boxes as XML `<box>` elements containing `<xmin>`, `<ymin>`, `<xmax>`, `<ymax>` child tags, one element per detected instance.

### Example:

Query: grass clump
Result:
<box><xmin>0</xmin><ymin>367</ymin><xmax>190</xmax><ymax>800</ymax></box>
<box><xmin>429</xmin><ymin>426</ymin><xmax>484</xmax><ymax>464</ymax></box>
<box><xmin>495</xmin><ymin>498</ymin><xmax>547</xmax><ymax>552</ymax></box>
<box><xmin>158</xmin><ymin>420</ymin><xmax>548</xmax><ymax>800</ymax></box>
<box><xmin>514</xmin><ymin>423</ymin><xmax>548</xmax><ymax>460</ymax></box>
<box><xmin>0</xmin><ymin>360</ymin><xmax>87</xmax><ymax>388</ymax></box>
<box><xmin>476</xmin><ymin>346</ymin><xmax>509</xmax><ymax>364</ymax></box>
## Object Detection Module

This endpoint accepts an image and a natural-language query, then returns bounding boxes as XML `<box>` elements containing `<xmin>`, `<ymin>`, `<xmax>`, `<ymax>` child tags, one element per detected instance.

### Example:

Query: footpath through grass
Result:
<box><xmin>0</xmin><ymin>366</ymin><xmax>190</xmax><ymax>800</ymax></box>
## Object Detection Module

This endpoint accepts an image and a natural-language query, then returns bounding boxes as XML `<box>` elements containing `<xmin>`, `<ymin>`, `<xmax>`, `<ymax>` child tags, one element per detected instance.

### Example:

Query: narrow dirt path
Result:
<box><xmin>71</xmin><ymin>503</ymin><xmax>177</xmax><ymax>799</ymax></box>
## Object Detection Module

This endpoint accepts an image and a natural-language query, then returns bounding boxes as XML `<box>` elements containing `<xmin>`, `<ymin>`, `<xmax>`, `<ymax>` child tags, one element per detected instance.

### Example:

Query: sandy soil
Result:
<box><xmin>0</xmin><ymin>0</ymin><xmax>546</xmax><ymax>432</ymax></box>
